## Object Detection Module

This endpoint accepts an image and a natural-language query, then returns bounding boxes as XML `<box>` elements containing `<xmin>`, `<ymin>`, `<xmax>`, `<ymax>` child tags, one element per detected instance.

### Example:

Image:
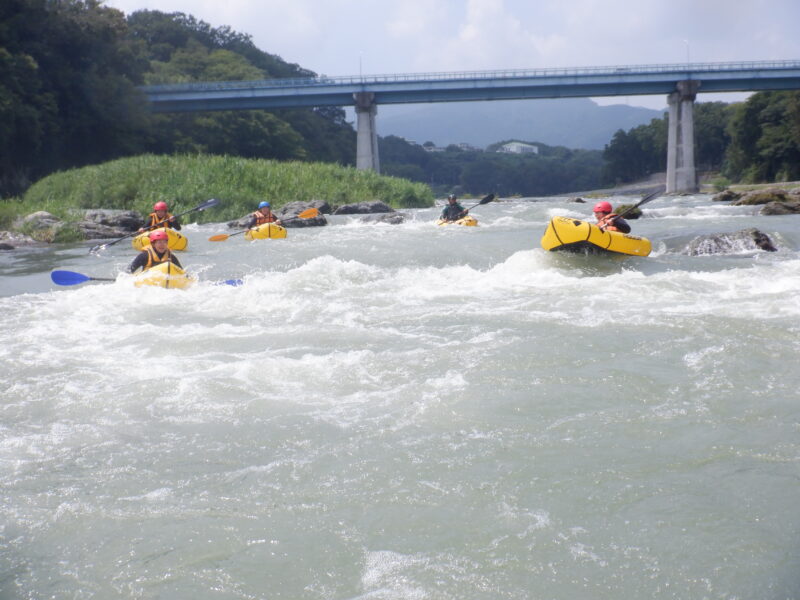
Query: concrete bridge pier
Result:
<box><xmin>666</xmin><ymin>80</ymin><xmax>700</xmax><ymax>193</ymax></box>
<box><xmin>354</xmin><ymin>92</ymin><xmax>380</xmax><ymax>172</ymax></box>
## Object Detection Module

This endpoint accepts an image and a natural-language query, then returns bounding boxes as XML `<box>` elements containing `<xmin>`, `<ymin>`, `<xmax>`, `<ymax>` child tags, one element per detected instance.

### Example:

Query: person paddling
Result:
<box><xmin>247</xmin><ymin>201</ymin><xmax>282</xmax><ymax>229</ymax></box>
<box><xmin>138</xmin><ymin>201</ymin><xmax>182</xmax><ymax>233</ymax></box>
<box><xmin>593</xmin><ymin>201</ymin><xmax>631</xmax><ymax>233</ymax></box>
<box><xmin>128</xmin><ymin>230</ymin><xmax>183</xmax><ymax>273</ymax></box>
<box><xmin>440</xmin><ymin>194</ymin><xmax>467</xmax><ymax>222</ymax></box>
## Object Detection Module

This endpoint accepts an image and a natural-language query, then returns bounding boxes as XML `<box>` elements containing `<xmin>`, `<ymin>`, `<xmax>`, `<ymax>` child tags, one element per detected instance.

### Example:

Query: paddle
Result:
<box><xmin>462</xmin><ymin>193</ymin><xmax>496</xmax><ymax>212</ymax></box>
<box><xmin>52</xmin><ymin>269</ymin><xmax>243</xmax><ymax>287</ymax></box>
<box><xmin>208</xmin><ymin>207</ymin><xmax>320</xmax><ymax>242</ymax></box>
<box><xmin>51</xmin><ymin>270</ymin><xmax>116</xmax><ymax>286</ymax></box>
<box><xmin>616</xmin><ymin>187</ymin><xmax>665</xmax><ymax>219</ymax></box>
<box><xmin>89</xmin><ymin>198</ymin><xmax>220</xmax><ymax>254</ymax></box>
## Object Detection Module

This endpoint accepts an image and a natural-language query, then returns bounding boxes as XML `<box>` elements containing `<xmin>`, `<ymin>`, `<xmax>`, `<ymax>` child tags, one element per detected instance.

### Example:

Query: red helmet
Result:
<box><xmin>593</xmin><ymin>201</ymin><xmax>613</xmax><ymax>213</ymax></box>
<box><xmin>149</xmin><ymin>230</ymin><xmax>168</xmax><ymax>241</ymax></box>
<box><xmin>153</xmin><ymin>201</ymin><xmax>168</xmax><ymax>211</ymax></box>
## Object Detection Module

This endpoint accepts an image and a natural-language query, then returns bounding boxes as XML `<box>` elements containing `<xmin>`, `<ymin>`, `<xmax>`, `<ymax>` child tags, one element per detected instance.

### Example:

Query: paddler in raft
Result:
<box><xmin>592</xmin><ymin>201</ymin><xmax>631</xmax><ymax>233</ymax></box>
<box><xmin>440</xmin><ymin>194</ymin><xmax>467</xmax><ymax>222</ymax></box>
<box><xmin>247</xmin><ymin>201</ymin><xmax>282</xmax><ymax>230</ymax></box>
<box><xmin>138</xmin><ymin>201</ymin><xmax>182</xmax><ymax>233</ymax></box>
<box><xmin>128</xmin><ymin>230</ymin><xmax>183</xmax><ymax>273</ymax></box>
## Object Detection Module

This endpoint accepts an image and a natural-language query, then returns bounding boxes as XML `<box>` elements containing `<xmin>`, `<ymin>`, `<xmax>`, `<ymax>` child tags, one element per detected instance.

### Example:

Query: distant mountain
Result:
<box><xmin>372</xmin><ymin>98</ymin><xmax>665</xmax><ymax>150</ymax></box>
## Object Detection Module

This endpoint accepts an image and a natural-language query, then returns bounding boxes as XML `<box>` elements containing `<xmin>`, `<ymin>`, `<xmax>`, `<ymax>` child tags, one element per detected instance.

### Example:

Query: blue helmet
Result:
<box><xmin>258</xmin><ymin>201</ymin><xmax>271</xmax><ymax>209</ymax></box>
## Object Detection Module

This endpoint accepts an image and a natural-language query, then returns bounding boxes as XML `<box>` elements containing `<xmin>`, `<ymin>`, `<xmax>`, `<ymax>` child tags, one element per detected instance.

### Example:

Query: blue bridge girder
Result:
<box><xmin>141</xmin><ymin>60</ymin><xmax>800</xmax><ymax>112</ymax></box>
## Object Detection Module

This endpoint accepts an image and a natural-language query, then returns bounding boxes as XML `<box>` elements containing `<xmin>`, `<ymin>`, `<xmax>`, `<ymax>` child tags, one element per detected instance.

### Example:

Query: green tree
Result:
<box><xmin>694</xmin><ymin>102</ymin><xmax>731</xmax><ymax>171</ymax></box>
<box><xmin>602</xmin><ymin>128</ymin><xmax>643</xmax><ymax>184</ymax></box>
<box><xmin>129</xmin><ymin>10</ymin><xmax>354</xmax><ymax>166</ymax></box>
<box><xmin>0</xmin><ymin>0</ymin><xmax>150</xmax><ymax>196</ymax></box>
<box><xmin>723</xmin><ymin>91</ymin><xmax>800</xmax><ymax>182</ymax></box>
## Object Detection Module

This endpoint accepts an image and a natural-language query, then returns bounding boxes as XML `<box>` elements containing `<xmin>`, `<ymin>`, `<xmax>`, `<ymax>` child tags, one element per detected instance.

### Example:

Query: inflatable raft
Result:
<box><xmin>132</xmin><ymin>228</ymin><xmax>188</xmax><ymax>251</ymax></box>
<box><xmin>134</xmin><ymin>262</ymin><xmax>195</xmax><ymax>289</ymax></box>
<box><xmin>541</xmin><ymin>216</ymin><xmax>651</xmax><ymax>256</ymax></box>
<box><xmin>244</xmin><ymin>223</ymin><xmax>287</xmax><ymax>240</ymax></box>
<box><xmin>436</xmin><ymin>215</ymin><xmax>479</xmax><ymax>227</ymax></box>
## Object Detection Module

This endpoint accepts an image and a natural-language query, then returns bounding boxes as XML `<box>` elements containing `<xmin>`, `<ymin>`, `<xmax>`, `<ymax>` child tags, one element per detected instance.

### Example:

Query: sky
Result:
<box><xmin>104</xmin><ymin>0</ymin><xmax>800</xmax><ymax>109</ymax></box>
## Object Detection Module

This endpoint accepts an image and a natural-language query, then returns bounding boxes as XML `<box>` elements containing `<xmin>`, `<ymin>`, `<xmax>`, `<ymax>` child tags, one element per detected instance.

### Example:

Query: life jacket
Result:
<box><xmin>143</xmin><ymin>246</ymin><xmax>172</xmax><ymax>270</ymax></box>
<box><xmin>598</xmin><ymin>212</ymin><xmax>623</xmax><ymax>232</ymax></box>
<box><xmin>441</xmin><ymin>204</ymin><xmax>465</xmax><ymax>221</ymax></box>
<box><xmin>252</xmin><ymin>210</ymin><xmax>277</xmax><ymax>226</ymax></box>
<box><xmin>146</xmin><ymin>212</ymin><xmax>175</xmax><ymax>230</ymax></box>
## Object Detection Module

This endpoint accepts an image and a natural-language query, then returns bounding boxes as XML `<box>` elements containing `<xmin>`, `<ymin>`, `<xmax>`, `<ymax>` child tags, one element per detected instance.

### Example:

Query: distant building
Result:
<box><xmin>497</xmin><ymin>141</ymin><xmax>539</xmax><ymax>154</ymax></box>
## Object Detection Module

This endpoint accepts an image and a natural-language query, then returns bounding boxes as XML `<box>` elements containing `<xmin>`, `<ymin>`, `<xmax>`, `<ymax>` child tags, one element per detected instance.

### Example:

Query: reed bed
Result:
<box><xmin>14</xmin><ymin>154</ymin><xmax>434</xmax><ymax>224</ymax></box>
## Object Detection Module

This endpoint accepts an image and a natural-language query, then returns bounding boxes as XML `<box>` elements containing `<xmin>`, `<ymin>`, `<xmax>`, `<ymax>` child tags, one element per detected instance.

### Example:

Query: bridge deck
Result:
<box><xmin>142</xmin><ymin>60</ymin><xmax>800</xmax><ymax>112</ymax></box>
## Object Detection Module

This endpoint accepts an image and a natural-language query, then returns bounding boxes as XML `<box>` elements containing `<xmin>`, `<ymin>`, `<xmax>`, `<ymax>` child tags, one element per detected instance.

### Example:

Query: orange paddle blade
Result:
<box><xmin>297</xmin><ymin>207</ymin><xmax>319</xmax><ymax>219</ymax></box>
<box><xmin>208</xmin><ymin>234</ymin><xmax>230</xmax><ymax>242</ymax></box>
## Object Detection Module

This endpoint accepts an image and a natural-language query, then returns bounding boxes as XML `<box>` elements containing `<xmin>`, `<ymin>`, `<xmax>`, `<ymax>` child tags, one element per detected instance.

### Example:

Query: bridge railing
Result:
<box><xmin>141</xmin><ymin>60</ymin><xmax>800</xmax><ymax>94</ymax></box>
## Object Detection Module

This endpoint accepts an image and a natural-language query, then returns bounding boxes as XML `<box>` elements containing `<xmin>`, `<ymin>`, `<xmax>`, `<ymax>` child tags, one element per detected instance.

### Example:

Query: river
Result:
<box><xmin>1</xmin><ymin>194</ymin><xmax>799</xmax><ymax>599</ymax></box>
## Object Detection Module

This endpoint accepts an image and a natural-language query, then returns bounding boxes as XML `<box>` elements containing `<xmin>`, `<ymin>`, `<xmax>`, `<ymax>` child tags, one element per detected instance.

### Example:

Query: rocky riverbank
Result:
<box><xmin>0</xmin><ymin>200</ymin><xmax>407</xmax><ymax>249</ymax></box>
<box><xmin>712</xmin><ymin>186</ymin><xmax>800</xmax><ymax>215</ymax></box>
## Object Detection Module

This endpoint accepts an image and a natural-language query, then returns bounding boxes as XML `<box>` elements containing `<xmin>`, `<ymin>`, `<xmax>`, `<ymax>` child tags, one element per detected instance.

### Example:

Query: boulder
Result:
<box><xmin>18</xmin><ymin>211</ymin><xmax>61</xmax><ymax>230</ymax></box>
<box><xmin>74</xmin><ymin>222</ymin><xmax>134</xmax><ymax>240</ymax></box>
<box><xmin>12</xmin><ymin>211</ymin><xmax>66</xmax><ymax>242</ymax></box>
<box><xmin>759</xmin><ymin>200</ymin><xmax>800</xmax><ymax>215</ymax></box>
<box><xmin>359</xmin><ymin>212</ymin><xmax>407</xmax><ymax>224</ymax></box>
<box><xmin>0</xmin><ymin>231</ymin><xmax>37</xmax><ymax>248</ymax></box>
<box><xmin>14</xmin><ymin>209</ymin><xmax>144</xmax><ymax>241</ymax></box>
<box><xmin>276</xmin><ymin>200</ymin><xmax>329</xmax><ymax>228</ymax></box>
<box><xmin>227</xmin><ymin>200</ymin><xmax>330</xmax><ymax>229</ymax></box>
<box><xmin>228</xmin><ymin>216</ymin><xmax>249</xmax><ymax>229</ymax></box>
<box><xmin>615</xmin><ymin>204</ymin><xmax>642</xmax><ymax>219</ymax></box>
<box><xmin>75</xmin><ymin>209</ymin><xmax>143</xmax><ymax>239</ymax></box>
<box><xmin>82</xmin><ymin>209</ymin><xmax>142</xmax><ymax>230</ymax></box>
<box><xmin>733</xmin><ymin>188</ymin><xmax>790</xmax><ymax>206</ymax></box>
<box><xmin>333</xmin><ymin>201</ymin><xmax>394</xmax><ymax>215</ymax></box>
<box><xmin>712</xmin><ymin>189</ymin><xmax>741</xmax><ymax>202</ymax></box>
<box><xmin>286</xmin><ymin>199</ymin><xmax>332</xmax><ymax>214</ymax></box>
<box><xmin>684</xmin><ymin>228</ymin><xmax>777</xmax><ymax>255</ymax></box>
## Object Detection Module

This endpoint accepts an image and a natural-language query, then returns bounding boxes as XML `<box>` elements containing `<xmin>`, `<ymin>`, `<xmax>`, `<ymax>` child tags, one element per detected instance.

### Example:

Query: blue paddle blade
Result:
<box><xmin>51</xmin><ymin>270</ymin><xmax>92</xmax><ymax>286</ymax></box>
<box><xmin>222</xmin><ymin>279</ymin><xmax>244</xmax><ymax>286</ymax></box>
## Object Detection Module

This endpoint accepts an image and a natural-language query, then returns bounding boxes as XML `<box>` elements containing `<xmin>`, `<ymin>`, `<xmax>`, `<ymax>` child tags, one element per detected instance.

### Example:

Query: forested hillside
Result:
<box><xmin>379</xmin><ymin>136</ymin><xmax>605</xmax><ymax>197</ymax></box>
<box><xmin>0</xmin><ymin>1</ymin><xmax>355</xmax><ymax>197</ymax></box>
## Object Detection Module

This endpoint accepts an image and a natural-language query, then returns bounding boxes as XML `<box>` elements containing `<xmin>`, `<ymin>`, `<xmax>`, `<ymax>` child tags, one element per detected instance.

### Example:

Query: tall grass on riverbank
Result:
<box><xmin>13</xmin><ymin>154</ymin><xmax>434</xmax><ymax>225</ymax></box>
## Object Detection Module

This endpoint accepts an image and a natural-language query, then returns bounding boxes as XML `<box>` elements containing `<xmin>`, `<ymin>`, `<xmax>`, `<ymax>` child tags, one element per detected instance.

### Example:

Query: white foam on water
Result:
<box><xmin>2</xmin><ymin>195</ymin><xmax>800</xmax><ymax>598</ymax></box>
<box><xmin>645</xmin><ymin>202</ymin><xmax>756</xmax><ymax>220</ymax></box>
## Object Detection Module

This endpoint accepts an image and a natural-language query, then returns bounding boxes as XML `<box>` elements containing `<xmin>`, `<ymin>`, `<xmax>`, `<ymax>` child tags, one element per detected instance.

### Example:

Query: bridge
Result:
<box><xmin>142</xmin><ymin>60</ymin><xmax>800</xmax><ymax>193</ymax></box>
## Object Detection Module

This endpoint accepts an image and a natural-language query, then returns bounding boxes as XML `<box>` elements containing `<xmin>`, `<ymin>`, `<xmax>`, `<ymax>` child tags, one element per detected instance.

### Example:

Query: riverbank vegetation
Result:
<box><xmin>601</xmin><ymin>92</ymin><xmax>800</xmax><ymax>185</ymax></box>
<box><xmin>11</xmin><ymin>155</ymin><xmax>432</xmax><ymax>226</ymax></box>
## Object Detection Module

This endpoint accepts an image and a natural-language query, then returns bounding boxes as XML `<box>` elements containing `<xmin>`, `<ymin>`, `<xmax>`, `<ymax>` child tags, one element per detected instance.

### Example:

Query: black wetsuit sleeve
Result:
<box><xmin>170</xmin><ymin>254</ymin><xmax>183</xmax><ymax>268</ymax></box>
<box><xmin>613</xmin><ymin>217</ymin><xmax>631</xmax><ymax>234</ymax></box>
<box><xmin>129</xmin><ymin>251</ymin><xmax>148</xmax><ymax>273</ymax></box>
<box><xmin>246</xmin><ymin>216</ymin><xmax>257</xmax><ymax>229</ymax></box>
<box><xmin>170</xmin><ymin>217</ymin><xmax>181</xmax><ymax>231</ymax></box>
